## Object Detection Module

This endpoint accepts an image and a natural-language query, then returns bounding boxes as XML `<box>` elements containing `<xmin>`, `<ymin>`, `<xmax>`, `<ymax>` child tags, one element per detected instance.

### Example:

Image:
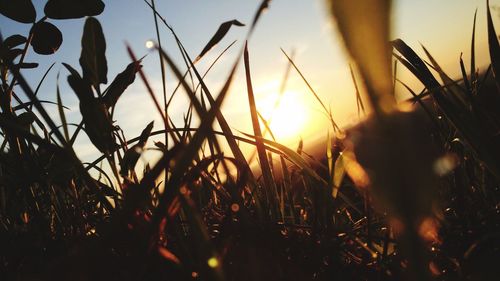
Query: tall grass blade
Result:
<box><xmin>460</xmin><ymin>53</ymin><xmax>472</xmax><ymax>95</ymax></box>
<box><xmin>150</xmin><ymin>0</ymin><xmax>168</xmax><ymax>161</ymax></box>
<box><xmin>471</xmin><ymin>9</ymin><xmax>477</xmax><ymax>94</ymax></box>
<box><xmin>56</xmin><ymin>73</ymin><xmax>69</xmax><ymax>142</ymax></box>
<box><xmin>244</xmin><ymin>42</ymin><xmax>277</xmax><ymax>215</ymax></box>
<box><xmin>421</xmin><ymin>44</ymin><xmax>468</xmax><ymax>107</ymax></box>
<box><xmin>349</xmin><ymin>63</ymin><xmax>365</xmax><ymax>117</ymax></box>
<box><xmin>30</xmin><ymin>62</ymin><xmax>55</xmax><ymax>111</ymax></box>
<box><xmin>487</xmin><ymin>0</ymin><xmax>500</xmax><ymax>90</ymax></box>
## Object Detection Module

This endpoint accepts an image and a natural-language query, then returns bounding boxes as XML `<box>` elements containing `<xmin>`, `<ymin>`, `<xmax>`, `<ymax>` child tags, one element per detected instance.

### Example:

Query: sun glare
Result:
<box><xmin>257</xmin><ymin>90</ymin><xmax>309</xmax><ymax>141</ymax></box>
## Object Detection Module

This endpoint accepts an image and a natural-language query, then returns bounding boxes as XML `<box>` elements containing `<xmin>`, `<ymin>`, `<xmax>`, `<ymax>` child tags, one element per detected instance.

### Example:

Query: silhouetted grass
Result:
<box><xmin>0</xmin><ymin>1</ymin><xmax>499</xmax><ymax>281</ymax></box>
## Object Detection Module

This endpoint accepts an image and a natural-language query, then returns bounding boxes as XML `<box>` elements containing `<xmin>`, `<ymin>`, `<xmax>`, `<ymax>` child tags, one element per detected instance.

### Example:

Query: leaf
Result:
<box><xmin>3</xmin><ymin>34</ymin><xmax>27</xmax><ymax>49</ymax></box>
<box><xmin>487</xmin><ymin>0</ymin><xmax>500</xmax><ymax>91</ymax></box>
<box><xmin>195</xmin><ymin>19</ymin><xmax>245</xmax><ymax>62</ymax></box>
<box><xmin>63</xmin><ymin>63</ymin><xmax>114</xmax><ymax>153</ymax></box>
<box><xmin>44</xmin><ymin>0</ymin><xmax>105</xmax><ymax>20</ymax></box>
<box><xmin>16</xmin><ymin>112</ymin><xmax>36</xmax><ymax>129</ymax></box>
<box><xmin>120</xmin><ymin>121</ymin><xmax>154</xmax><ymax>177</ymax></box>
<box><xmin>63</xmin><ymin>63</ymin><xmax>94</xmax><ymax>103</ymax></box>
<box><xmin>80</xmin><ymin>17</ymin><xmax>108</xmax><ymax>89</ymax></box>
<box><xmin>138</xmin><ymin>121</ymin><xmax>154</xmax><ymax>145</ymax></box>
<box><xmin>80</xmin><ymin>98</ymin><xmax>115</xmax><ymax>154</ymax></box>
<box><xmin>18</xmin><ymin>62</ymin><xmax>38</xmax><ymax>69</ymax></box>
<box><xmin>5</xmin><ymin>48</ymin><xmax>23</xmax><ymax>61</ymax></box>
<box><xmin>0</xmin><ymin>0</ymin><xmax>35</xmax><ymax>23</ymax></box>
<box><xmin>30</xmin><ymin>22</ymin><xmax>63</xmax><ymax>55</ymax></box>
<box><xmin>332</xmin><ymin>152</ymin><xmax>346</xmax><ymax>199</ymax></box>
<box><xmin>103</xmin><ymin>60</ymin><xmax>142</xmax><ymax>108</ymax></box>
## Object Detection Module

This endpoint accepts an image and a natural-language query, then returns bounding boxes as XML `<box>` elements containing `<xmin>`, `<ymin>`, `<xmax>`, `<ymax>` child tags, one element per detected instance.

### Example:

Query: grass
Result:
<box><xmin>0</xmin><ymin>0</ymin><xmax>500</xmax><ymax>280</ymax></box>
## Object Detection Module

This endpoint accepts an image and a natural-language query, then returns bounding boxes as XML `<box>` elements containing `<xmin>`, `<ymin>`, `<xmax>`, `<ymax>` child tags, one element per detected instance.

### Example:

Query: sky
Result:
<box><xmin>0</xmin><ymin>0</ymin><xmax>498</xmax><ymax>163</ymax></box>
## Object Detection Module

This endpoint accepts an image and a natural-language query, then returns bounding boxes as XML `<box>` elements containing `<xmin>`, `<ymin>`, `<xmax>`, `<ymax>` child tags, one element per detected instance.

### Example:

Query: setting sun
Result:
<box><xmin>257</xmin><ymin>90</ymin><xmax>309</xmax><ymax>141</ymax></box>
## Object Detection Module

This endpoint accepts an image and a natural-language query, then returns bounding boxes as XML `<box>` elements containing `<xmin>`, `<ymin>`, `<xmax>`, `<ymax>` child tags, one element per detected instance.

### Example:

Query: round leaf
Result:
<box><xmin>0</xmin><ymin>0</ymin><xmax>36</xmax><ymax>24</ymax></box>
<box><xmin>3</xmin><ymin>35</ymin><xmax>27</xmax><ymax>49</ymax></box>
<box><xmin>44</xmin><ymin>0</ymin><xmax>105</xmax><ymax>20</ymax></box>
<box><xmin>30</xmin><ymin>22</ymin><xmax>63</xmax><ymax>55</ymax></box>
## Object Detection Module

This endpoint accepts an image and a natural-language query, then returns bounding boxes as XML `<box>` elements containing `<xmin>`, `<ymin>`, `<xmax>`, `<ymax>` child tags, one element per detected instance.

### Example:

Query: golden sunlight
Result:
<box><xmin>257</xmin><ymin>90</ymin><xmax>309</xmax><ymax>141</ymax></box>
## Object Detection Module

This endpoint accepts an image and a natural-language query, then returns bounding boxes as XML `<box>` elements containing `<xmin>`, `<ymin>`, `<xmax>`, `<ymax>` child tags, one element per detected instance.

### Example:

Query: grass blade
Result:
<box><xmin>244</xmin><ymin>42</ymin><xmax>277</xmax><ymax>215</ymax></box>
<box><xmin>471</xmin><ymin>9</ymin><xmax>478</xmax><ymax>94</ymax></box>
<box><xmin>195</xmin><ymin>20</ymin><xmax>244</xmax><ymax>62</ymax></box>
<box><xmin>487</xmin><ymin>0</ymin><xmax>500</xmax><ymax>90</ymax></box>
<box><xmin>56</xmin><ymin>72</ymin><xmax>69</xmax><ymax>142</ymax></box>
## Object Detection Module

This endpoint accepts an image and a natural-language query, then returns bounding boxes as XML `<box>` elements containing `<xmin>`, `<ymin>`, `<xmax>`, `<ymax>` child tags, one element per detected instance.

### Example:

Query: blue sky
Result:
<box><xmin>0</xmin><ymin>0</ymin><xmax>497</xmax><ymax>161</ymax></box>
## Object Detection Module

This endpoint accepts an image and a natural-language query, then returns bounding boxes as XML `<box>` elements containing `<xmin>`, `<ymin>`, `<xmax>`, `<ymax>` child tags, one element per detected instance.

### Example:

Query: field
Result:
<box><xmin>1</xmin><ymin>1</ymin><xmax>500</xmax><ymax>281</ymax></box>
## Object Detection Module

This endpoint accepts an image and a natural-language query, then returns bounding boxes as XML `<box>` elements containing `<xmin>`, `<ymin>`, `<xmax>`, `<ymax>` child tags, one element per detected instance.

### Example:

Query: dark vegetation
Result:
<box><xmin>0</xmin><ymin>0</ymin><xmax>499</xmax><ymax>280</ymax></box>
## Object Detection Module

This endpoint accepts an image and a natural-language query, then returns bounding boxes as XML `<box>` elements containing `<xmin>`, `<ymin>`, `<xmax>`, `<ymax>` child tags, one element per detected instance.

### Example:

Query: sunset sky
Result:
<box><xmin>0</xmin><ymin>0</ymin><xmax>498</xmax><ymax>161</ymax></box>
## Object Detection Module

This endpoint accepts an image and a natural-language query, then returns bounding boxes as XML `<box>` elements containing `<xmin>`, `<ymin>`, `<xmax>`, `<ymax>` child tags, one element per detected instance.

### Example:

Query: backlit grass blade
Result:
<box><xmin>244</xmin><ymin>42</ymin><xmax>277</xmax><ymax>215</ymax></box>
<box><xmin>30</xmin><ymin>62</ymin><xmax>55</xmax><ymax>111</ymax></box>
<box><xmin>349</xmin><ymin>64</ymin><xmax>365</xmax><ymax>117</ymax></box>
<box><xmin>56</xmin><ymin>73</ymin><xmax>69</xmax><ymax>142</ymax></box>
<box><xmin>487</xmin><ymin>0</ymin><xmax>500</xmax><ymax>90</ymax></box>
<box><xmin>460</xmin><ymin>53</ymin><xmax>472</xmax><ymax>95</ymax></box>
<box><xmin>421</xmin><ymin>44</ymin><xmax>468</xmax><ymax>107</ymax></box>
<box><xmin>257</xmin><ymin>111</ymin><xmax>276</xmax><ymax>141</ymax></box>
<box><xmin>149</xmin><ymin>0</ymin><xmax>168</xmax><ymax>158</ymax></box>
<box><xmin>471</xmin><ymin>9</ymin><xmax>477</xmax><ymax>94</ymax></box>
<box><xmin>332</xmin><ymin>152</ymin><xmax>346</xmax><ymax>199</ymax></box>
